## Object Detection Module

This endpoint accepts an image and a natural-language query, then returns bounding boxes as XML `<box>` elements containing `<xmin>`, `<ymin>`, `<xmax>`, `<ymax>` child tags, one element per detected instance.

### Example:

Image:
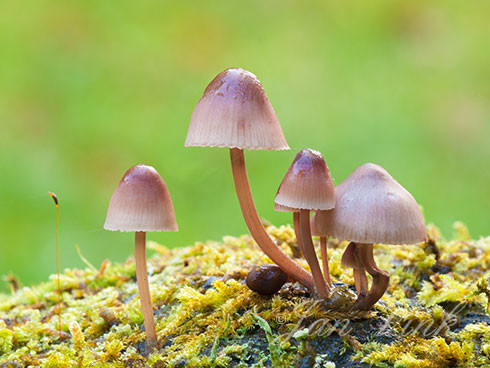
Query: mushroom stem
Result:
<box><xmin>293</xmin><ymin>212</ymin><xmax>306</xmax><ymax>256</ymax></box>
<box><xmin>351</xmin><ymin>243</ymin><xmax>369</xmax><ymax>297</ymax></box>
<box><xmin>230</xmin><ymin>148</ymin><xmax>314</xmax><ymax>290</ymax></box>
<box><xmin>353</xmin><ymin>269</ymin><xmax>368</xmax><ymax>296</ymax></box>
<box><xmin>354</xmin><ymin>243</ymin><xmax>389</xmax><ymax>311</ymax></box>
<box><xmin>135</xmin><ymin>232</ymin><xmax>157</xmax><ymax>346</ymax></box>
<box><xmin>342</xmin><ymin>242</ymin><xmax>368</xmax><ymax>297</ymax></box>
<box><xmin>299</xmin><ymin>209</ymin><xmax>330</xmax><ymax>298</ymax></box>
<box><xmin>320</xmin><ymin>236</ymin><xmax>332</xmax><ymax>287</ymax></box>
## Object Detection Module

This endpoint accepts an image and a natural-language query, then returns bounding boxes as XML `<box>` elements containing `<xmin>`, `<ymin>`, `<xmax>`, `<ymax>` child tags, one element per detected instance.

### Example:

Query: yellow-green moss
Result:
<box><xmin>0</xmin><ymin>223</ymin><xmax>489</xmax><ymax>367</ymax></box>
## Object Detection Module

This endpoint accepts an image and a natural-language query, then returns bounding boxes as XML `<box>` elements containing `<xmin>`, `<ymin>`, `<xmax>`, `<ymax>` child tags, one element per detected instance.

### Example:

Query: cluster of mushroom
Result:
<box><xmin>102</xmin><ymin>67</ymin><xmax>427</xmax><ymax>347</ymax></box>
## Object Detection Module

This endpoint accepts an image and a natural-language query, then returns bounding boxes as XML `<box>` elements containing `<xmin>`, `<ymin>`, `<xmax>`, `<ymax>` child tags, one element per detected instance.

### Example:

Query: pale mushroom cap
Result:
<box><xmin>274</xmin><ymin>149</ymin><xmax>335</xmax><ymax>211</ymax></box>
<box><xmin>104</xmin><ymin>164</ymin><xmax>178</xmax><ymax>232</ymax></box>
<box><xmin>273</xmin><ymin>202</ymin><xmax>296</xmax><ymax>212</ymax></box>
<box><xmin>315</xmin><ymin>163</ymin><xmax>427</xmax><ymax>245</ymax></box>
<box><xmin>185</xmin><ymin>68</ymin><xmax>289</xmax><ymax>150</ymax></box>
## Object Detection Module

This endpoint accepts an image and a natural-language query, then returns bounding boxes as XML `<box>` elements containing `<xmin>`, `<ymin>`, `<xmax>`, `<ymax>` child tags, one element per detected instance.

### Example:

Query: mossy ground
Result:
<box><xmin>1</xmin><ymin>223</ymin><xmax>490</xmax><ymax>367</ymax></box>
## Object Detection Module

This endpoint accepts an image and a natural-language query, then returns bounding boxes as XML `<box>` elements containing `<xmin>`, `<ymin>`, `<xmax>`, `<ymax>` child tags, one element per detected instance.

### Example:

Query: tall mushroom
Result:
<box><xmin>185</xmin><ymin>68</ymin><xmax>314</xmax><ymax>290</ymax></box>
<box><xmin>274</xmin><ymin>149</ymin><xmax>335</xmax><ymax>298</ymax></box>
<box><xmin>315</xmin><ymin>163</ymin><xmax>426</xmax><ymax>310</ymax></box>
<box><xmin>104</xmin><ymin>164</ymin><xmax>178</xmax><ymax>346</ymax></box>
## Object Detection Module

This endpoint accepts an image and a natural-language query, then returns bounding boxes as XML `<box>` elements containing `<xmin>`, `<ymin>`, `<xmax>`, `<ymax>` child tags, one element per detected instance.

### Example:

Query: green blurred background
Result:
<box><xmin>0</xmin><ymin>0</ymin><xmax>489</xmax><ymax>292</ymax></box>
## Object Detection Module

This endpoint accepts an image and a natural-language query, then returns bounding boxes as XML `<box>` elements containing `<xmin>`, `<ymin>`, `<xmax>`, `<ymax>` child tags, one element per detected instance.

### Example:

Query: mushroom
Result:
<box><xmin>315</xmin><ymin>163</ymin><xmax>427</xmax><ymax>310</ymax></box>
<box><xmin>274</xmin><ymin>149</ymin><xmax>335</xmax><ymax>298</ymax></box>
<box><xmin>310</xmin><ymin>212</ymin><xmax>332</xmax><ymax>286</ymax></box>
<box><xmin>185</xmin><ymin>68</ymin><xmax>314</xmax><ymax>290</ymax></box>
<box><xmin>246</xmin><ymin>264</ymin><xmax>288</xmax><ymax>295</ymax></box>
<box><xmin>104</xmin><ymin>164</ymin><xmax>178</xmax><ymax>346</ymax></box>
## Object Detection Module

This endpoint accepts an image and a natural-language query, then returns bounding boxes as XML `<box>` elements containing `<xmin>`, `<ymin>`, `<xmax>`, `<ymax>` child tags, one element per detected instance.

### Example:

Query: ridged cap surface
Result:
<box><xmin>274</xmin><ymin>149</ymin><xmax>335</xmax><ymax>211</ymax></box>
<box><xmin>104</xmin><ymin>164</ymin><xmax>178</xmax><ymax>232</ymax></box>
<box><xmin>185</xmin><ymin>68</ymin><xmax>289</xmax><ymax>150</ymax></box>
<box><xmin>315</xmin><ymin>163</ymin><xmax>426</xmax><ymax>245</ymax></box>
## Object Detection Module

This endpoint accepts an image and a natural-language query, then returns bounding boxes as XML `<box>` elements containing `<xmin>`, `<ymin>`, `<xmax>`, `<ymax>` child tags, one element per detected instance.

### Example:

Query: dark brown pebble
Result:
<box><xmin>246</xmin><ymin>264</ymin><xmax>288</xmax><ymax>295</ymax></box>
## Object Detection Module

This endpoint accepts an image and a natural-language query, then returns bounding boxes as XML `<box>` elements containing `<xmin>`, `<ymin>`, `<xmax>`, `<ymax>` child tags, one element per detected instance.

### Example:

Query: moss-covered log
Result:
<box><xmin>1</xmin><ymin>223</ymin><xmax>489</xmax><ymax>367</ymax></box>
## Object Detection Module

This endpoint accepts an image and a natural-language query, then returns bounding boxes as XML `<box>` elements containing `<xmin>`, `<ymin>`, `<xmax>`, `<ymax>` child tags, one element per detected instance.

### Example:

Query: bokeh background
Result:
<box><xmin>1</xmin><ymin>0</ymin><xmax>489</xmax><ymax>292</ymax></box>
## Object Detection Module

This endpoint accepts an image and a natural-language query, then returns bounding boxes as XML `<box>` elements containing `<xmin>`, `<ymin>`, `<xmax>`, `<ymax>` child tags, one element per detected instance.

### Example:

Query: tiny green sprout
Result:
<box><xmin>48</xmin><ymin>191</ymin><xmax>62</xmax><ymax>339</ymax></box>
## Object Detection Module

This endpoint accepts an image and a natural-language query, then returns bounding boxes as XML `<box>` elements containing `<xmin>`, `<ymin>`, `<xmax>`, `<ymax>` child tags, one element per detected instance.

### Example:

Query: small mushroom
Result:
<box><xmin>315</xmin><ymin>163</ymin><xmax>426</xmax><ymax>310</ymax></box>
<box><xmin>104</xmin><ymin>164</ymin><xmax>178</xmax><ymax>346</ymax></box>
<box><xmin>246</xmin><ymin>264</ymin><xmax>288</xmax><ymax>295</ymax></box>
<box><xmin>185</xmin><ymin>68</ymin><xmax>314</xmax><ymax>290</ymax></box>
<box><xmin>274</xmin><ymin>149</ymin><xmax>335</xmax><ymax>299</ymax></box>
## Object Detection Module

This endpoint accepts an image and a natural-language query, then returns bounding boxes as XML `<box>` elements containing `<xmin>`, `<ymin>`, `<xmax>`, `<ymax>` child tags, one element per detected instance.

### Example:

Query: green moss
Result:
<box><xmin>0</xmin><ymin>223</ymin><xmax>489</xmax><ymax>367</ymax></box>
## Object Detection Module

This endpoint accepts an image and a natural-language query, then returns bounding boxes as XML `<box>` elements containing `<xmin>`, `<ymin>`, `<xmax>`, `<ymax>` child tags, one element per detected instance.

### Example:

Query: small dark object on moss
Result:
<box><xmin>246</xmin><ymin>264</ymin><xmax>288</xmax><ymax>295</ymax></box>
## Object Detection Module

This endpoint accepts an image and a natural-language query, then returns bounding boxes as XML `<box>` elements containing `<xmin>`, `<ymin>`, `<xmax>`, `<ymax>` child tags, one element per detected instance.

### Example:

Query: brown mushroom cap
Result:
<box><xmin>184</xmin><ymin>68</ymin><xmax>289</xmax><ymax>150</ymax></box>
<box><xmin>274</xmin><ymin>149</ymin><xmax>335</xmax><ymax>211</ymax></box>
<box><xmin>104</xmin><ymin>164</ymin><xmax>178</xmax><ymax>232</ymax></box>
<box><xmin>341</xmin><ymin>242</ymin><xmax>358</xmax><ymax>268</ymax></box>
<box><xmin>315</xmin><ymin>163</ymin><xmax>427</xmax><ymax>245</ymax></box>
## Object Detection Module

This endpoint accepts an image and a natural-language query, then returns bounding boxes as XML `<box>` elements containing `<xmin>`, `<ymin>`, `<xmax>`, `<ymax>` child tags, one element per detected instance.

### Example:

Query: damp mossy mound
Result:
<box><xmin>1</xmin><ymin>223</ymin><xmax>490</xmax><ymax>368</ymax></box>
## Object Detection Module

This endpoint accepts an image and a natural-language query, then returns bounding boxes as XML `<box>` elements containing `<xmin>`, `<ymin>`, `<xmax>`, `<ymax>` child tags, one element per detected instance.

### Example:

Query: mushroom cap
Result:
<box><xmin>315</xmin><ymin>163</ymin><xmax>427</xmax><ymax>245</ymax></box>
<box><xmin>185</xmin><ymin>68</ymin><xmax>289</xmax><ymax>150</ymax></box>
<box><xmin>273</xmin><ymin>202</ymin><xmax>296</xmax><ymax>212</ymax></box>
<box><xmin>274</xmin><ymin>149</ymin><xmax>335</xmax><ymax>211</ymax></box>
<box><xmin>341</xmin><ymin>242</ymin><xmax>358</xmax><ymax>268</ymax></box>
<box><xmin>104</xmin><ymin>164</ymin><xmax>178</xmax><ymax>232</ymax></box>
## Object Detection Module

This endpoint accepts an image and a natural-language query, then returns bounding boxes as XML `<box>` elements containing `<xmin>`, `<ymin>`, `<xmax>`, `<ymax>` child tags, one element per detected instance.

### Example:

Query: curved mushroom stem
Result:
<box><xmin>299</xmin><ymin>209</ymin><xmax>330</xmax><ymax>298</ymax></box>
<box><xmin>343</xmin><ymin>242</ymin><xmax>368</xmax><ymax>297</ymax></box>
<box><xmin>135</xmin><ymin>232</ymin><xmax>157</xmax><ymax>347</ymax></box>
<box><xmin>353</xmin><ymin>243</ymin><xmax>389</xmax><ymax>311</ymax></box>
<box><xmin>230</xmin><ymin>148</ymin><xmax>314</xmax><ymax>290</ymax></box>
<box><xmin>320</xmin><ymin>236</ymin><xmax>332</xmax><ymax>287</ymax></box>
<box><xmin>293</xmin><ymin>212</ymin><xmax>306</xmax><ymax>256</ymax></box>
<box><xmin>351</xmin><ymin>243</ymin><xmax>369</xmax><ymax>297</ymax></box>
<box><xmin>353</xmin><ymin>269</ymin><xmax>369</xmax><ymax>297</ymax></box>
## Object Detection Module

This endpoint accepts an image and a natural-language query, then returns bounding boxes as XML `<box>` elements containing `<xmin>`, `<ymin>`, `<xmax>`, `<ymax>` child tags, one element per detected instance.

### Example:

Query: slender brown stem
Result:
<box><xmin>352</xmin><ymin>243</ymin><xmax>369</xmax><ymax>297</ymax></box>
<box><xmin>230</xmin><ymin>148</ymin><xmax>314</xmax><ymax>290</ymax></box>
<box><xmin>293</xmin><ymin>212</ymin><xmax>306</xmax><ymax>256</ymax></box>
<box><xmin>354</xmin><ymin>243</ymin><xmax>389</xmax><ymax>311</ymax></box>
<box><xmin>342</xmin><ymin>242</ymin><xmax>367</xmax><ymax>297</ymax></box>
<box><xmin>353</xmin><ymin>270</ymin><xmax>369</xmax><ymax>297</ymax></box>
<box><xmin>299</xmin><ymin>209</ymin><xmax>329</xmax><ymax>298</ymax></box>
<box><xmin>320</xmin><ymin>236</ymin><xmax>332</xmax><ymax>287</ymax></box>
<box><xmin>135</xmin><ymin>232</ymin><xmax>157</xmax><ymax>346</ymax></box>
